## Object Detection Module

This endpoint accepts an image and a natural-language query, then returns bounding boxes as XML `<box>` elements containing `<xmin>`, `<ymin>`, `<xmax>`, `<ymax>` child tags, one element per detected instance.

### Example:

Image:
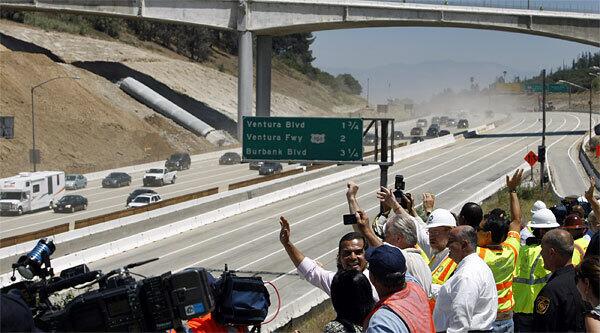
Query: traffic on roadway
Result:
<box><xmin>79</xmin><ymin>111</ymin><xmax>592</xmax><ymax>331</ymax></box>
<box><xmin>0</xmin><ymin>112</ymin><xmax>498</xmax><ymax>239</ymax></box>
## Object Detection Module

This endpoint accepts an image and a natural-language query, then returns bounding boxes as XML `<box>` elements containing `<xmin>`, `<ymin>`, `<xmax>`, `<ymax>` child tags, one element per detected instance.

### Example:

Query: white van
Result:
<box><xmin>0</xmin><ymin>171</ymin><xmax>65</xmax><ymax>215</ymax></box>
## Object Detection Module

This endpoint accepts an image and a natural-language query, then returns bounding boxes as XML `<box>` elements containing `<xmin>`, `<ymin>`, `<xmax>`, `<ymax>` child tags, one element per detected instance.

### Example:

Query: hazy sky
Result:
<box><xmin>311</xmin><ymin>27</ymin><xmax>597</xmax><ymax>73</ymax></box>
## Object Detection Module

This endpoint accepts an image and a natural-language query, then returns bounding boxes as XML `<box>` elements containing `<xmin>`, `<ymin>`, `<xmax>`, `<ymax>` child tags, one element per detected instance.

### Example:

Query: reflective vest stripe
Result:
<box><xmin>477</xmin><ymin>247</ymin><xmax>486</xmax><ymax>259</ymax></box>
<box><xmin>496</xmin><ymin>280</ymin><xmax>512</xmax><ymax>290</ymax></box>
<box><xmin>513</xmin><ymin>276</ymin><xmax>548</xmax><ymax>285</ymax></box>
<box><xmin>504</xmin><ymin>242</ymin><xmax>519</xmax><ymax>267</ymax></box>
<box><xmin>498</xmin><ymin>291</ymin><xmax>514</xmax><ymax>312</ymax></box>
<box><xmin>437</xmin><ymin>259</ymin><xmax>455</xmax><ymax>282</ymax></box>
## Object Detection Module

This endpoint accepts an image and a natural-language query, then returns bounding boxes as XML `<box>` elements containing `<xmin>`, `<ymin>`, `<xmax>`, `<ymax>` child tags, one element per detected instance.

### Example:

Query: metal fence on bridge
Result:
<box><xmin>378</xmin><ymin>0</ymin><xmax>600</xmax><ymax>14</ymax></box>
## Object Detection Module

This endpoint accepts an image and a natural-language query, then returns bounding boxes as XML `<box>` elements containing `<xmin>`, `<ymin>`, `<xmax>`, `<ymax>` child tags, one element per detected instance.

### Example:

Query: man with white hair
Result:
<box><xmin>357</xmin><ymin>206</ymin><xmax>433</xmax><ymax>297</ymax></box>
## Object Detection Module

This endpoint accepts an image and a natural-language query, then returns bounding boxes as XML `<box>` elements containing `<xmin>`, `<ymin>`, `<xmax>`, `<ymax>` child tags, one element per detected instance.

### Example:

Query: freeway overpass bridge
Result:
<box><xmin>2</xmin><ymin>0</ymin><xmax>599</xmax><ymax>137</ymax></box>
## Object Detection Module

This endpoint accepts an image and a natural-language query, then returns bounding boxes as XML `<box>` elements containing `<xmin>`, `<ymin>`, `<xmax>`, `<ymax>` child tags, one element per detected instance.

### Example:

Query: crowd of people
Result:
<box><xmin>279</xmin><ymin>170</ymin><xmax>600</xmax><ymax>332</ymax></box>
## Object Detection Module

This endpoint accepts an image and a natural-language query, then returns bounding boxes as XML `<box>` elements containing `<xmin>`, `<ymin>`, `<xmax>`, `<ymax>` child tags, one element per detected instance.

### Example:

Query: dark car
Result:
<box><xmin>219</xmin><ymin>152</ymin><xmax>241</xmax><ymax>165</ymax></box>
<box><xmin>439</xmin><ymin>129</ymin><xmax>451</xmax><ymax>136</ymax></box>
<box><xmin>259</xmin><ymin>162</ymin><xmax>283</xmax><ymax>175</ymax></box>
<box><xmin>249</xmin><ymin>161</ymin><xmax>264</xmax><ymax>170</ymax></box>
<box><xmin>393</xmin><ymin>131</ymin><xmax>404</xmax><ymax>140</ymax></box>
<box><xmin>410</xmin><ymin>137</ymin><xmax>425</xmax><ymax>144</ymax></box>
<box><xmin>363</xmin><ymin>133</ymin><xmax>377</xmax><ymax>145</ymax></box>
<box><xmin>165</xmin><ymin>152</ymin><xmax>191</xmax><ymax>171</ymax></box>
<box><xmin>102</xmin><ymin>172</ymin><xmax>132</xmax><ymax>188</ymax></box>
<box><xmin>457</xmin><ymin>119</ymin><xmax>469</xmax><ymax>129</ymax></box>
<box><xmin>427</xmin><ymin>125</ymin><xmax>439</xmax><ymax>137</ymax></box>
<box><xmin>410</xmin><ymin>127</ymin><xmax>423</xmax><ymax>136</ymax></box>
<box><xmin>126</xmin><ymin>188</ymin><xmax>158</xmax><ymax>206</ymax></box>
<box><xmin>54</xmin><ymin>195</ymin><xmax>88</xmax><ymax>213</ymax></box>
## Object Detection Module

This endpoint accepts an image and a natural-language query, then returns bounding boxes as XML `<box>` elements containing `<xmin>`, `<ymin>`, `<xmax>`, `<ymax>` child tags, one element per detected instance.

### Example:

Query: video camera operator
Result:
<box><xmin>2</xmin><ymin>239</ymin><xmax>270</xmax><ymax>333</ymax></box>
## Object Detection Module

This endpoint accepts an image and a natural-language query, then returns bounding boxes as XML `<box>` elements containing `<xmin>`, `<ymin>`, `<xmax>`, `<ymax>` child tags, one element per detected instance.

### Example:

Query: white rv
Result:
<box><xmin>0</xmin><ymin>171</ymin><xmax>65</xmax><ymax>215</ymax></box>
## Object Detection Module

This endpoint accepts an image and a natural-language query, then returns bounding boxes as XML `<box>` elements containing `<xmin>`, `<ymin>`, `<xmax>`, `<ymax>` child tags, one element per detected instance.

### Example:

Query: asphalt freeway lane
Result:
<box><xmin>0</xmin><ymin>112</ymin><xmax>497</xmax><ymax>238</ymax></box>
<box><xmin>81</xmin><ymin>112</ymin><xmax>589</xmax><ymax>331</ymax></box>
<box><xmin>0</xmin><ymin>157</ymin><xmax>299</xmax><ymax>238</ymax></box>
<box><xmin>547</xmin><ymin>113</ymin><xmax>600</xmax><ymax>197</ymax></box>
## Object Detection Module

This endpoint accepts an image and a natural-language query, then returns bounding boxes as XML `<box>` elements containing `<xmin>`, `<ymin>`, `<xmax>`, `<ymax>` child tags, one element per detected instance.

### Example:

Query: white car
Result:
<box><xmin>143</xmin><ymin>168</ymin><xmax>176</xmax><ymax>187</ymax></box>
<box><xmin>127</xmin><ymin>193</ymin><xmax>162</xmax><ymax>208</ymax></box>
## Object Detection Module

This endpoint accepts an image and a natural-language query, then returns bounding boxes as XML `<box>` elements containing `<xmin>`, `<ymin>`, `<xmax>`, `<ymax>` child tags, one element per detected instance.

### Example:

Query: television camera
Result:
<box><xmin>2</xmin><ymin>238</ymin><xmax>215</xmax><ymax>332</ymax></box>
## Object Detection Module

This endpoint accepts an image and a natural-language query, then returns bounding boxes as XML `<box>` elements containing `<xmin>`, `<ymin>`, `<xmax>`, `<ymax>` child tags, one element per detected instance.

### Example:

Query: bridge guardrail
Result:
<box><xmin>381</xmin><ymin>0</ymin><xmax>599</xmax><ymax>14</ymax></box>
<box><xmin>0</xmin><ymin>224</ymin><xmax>69</xmax><ymax>248</ymax></box>
<box><xmin>73</xmin><ymin>187</ymin><xmax>219</xmax><ymax>230</ymax></box>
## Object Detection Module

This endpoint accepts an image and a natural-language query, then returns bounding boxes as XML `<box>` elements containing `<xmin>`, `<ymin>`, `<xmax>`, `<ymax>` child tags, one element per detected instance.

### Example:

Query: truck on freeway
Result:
<box><xmin>143</xmin><ymin>168</ymin><xmax>177</xmax><ymax>187</ymax></box>
<box><xmin>0</xmin><ymin>171</ymin><xmax>65</xmax><ymax>215</ymax></box>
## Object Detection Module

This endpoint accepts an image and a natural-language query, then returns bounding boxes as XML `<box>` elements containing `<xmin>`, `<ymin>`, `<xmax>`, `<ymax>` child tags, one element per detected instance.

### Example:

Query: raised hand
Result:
<box><xmin>506</xmin><ymin>169</ymin><xmax>524</xmax><ymax>192</ymax></box>
<box><xmin>279</xmin><ymin>216</ymin><xmax>291</xmax><ymax>245</ymax></box>
<box><xmin>346</xmin><ymin>180</ymin><xmax>359</xmax><ymax>198</ymax></box>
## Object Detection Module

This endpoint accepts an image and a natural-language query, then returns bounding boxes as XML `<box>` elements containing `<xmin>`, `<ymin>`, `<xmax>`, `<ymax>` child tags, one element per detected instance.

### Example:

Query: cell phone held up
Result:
<box><xmin>343</xmin><ymin>214</ymin><xmax>358</xmax><ymax>225</ymax></box>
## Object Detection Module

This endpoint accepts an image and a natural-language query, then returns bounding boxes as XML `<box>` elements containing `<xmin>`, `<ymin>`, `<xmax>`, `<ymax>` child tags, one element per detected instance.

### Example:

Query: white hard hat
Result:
<box><xmin>527</xmin><ymin>208</ymin><xmax>559</xmax><ymax>228</ymax></box>
<box><xmin>530</xmin><ymin>200</ymin><xmax>547</xmax><ymax>214</ymax></box>
<box><xmin>425</xmin><ymin>209</ymin><xmax>456</xmax><ymax>229</ymax></box>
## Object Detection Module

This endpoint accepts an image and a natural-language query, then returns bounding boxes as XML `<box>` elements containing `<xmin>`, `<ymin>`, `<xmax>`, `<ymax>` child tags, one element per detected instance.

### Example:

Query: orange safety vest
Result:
<box><xmin>364</xmin><ymin>281</ymin><xmax>435</xmax><ymax>333</ymax></box>
<box><xmin>477</xmin><ymin>231</ymin><xmax>520</xmax><ymax>313</ymax></box>
<box><xmin>187</xmin><ymin>313</ymin><xmax>247</xmax><ymax>333</ymax></box>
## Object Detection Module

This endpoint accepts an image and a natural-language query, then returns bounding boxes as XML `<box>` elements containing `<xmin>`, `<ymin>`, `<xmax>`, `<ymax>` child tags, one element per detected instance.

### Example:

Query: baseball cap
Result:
<box><xmin>531</xmin><ymin>200</ymin><xmax>547</xmax><ymax>214</ymax></box>
<box><xmin>425</xmin><ymin>208</ymin><xmax>456</xmax><ymax>229</ymax></box>
<box><xmin>366</xmin><ymin>245</ymin><xmax>406</xmax><ymax>277</ymax></box>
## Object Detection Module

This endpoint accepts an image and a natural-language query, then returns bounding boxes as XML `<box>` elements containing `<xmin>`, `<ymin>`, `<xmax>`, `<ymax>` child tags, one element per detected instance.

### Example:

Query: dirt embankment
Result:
<box><xmin>0</xmin><ymin>20</ymin><xmax>365</xmax><ymax>178</ymax></box>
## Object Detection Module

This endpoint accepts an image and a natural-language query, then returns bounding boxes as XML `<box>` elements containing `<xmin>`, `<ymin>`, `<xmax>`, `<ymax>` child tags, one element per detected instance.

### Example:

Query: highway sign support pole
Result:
<box><xmin>541</xmin><ymin>69</ymin><xmax>547</xmax><ymax>192</ymax></box>
<box><xmin>380</xmin><ymin>119</ymin><xmax>389</xmax><ymax>214</ymax></box>
<box><xmin>256</xmin><ymin>36</ymin><xmax>272</xmax><ymax>117</ymax></box>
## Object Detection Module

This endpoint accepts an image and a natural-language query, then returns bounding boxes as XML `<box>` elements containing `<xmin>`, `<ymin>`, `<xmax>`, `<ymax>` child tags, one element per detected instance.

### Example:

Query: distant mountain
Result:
<box><xmin>322</xmin><ymin>60</ymin><xmax>537</xmax><ymax>103</ymax></box>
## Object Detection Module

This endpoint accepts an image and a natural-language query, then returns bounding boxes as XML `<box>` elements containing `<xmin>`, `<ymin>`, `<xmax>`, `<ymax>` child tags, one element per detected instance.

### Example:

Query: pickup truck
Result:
<box><xmin>143</xmin><ymin>168</ymin><xmax>177</xmax><ymax>187</ymax></box>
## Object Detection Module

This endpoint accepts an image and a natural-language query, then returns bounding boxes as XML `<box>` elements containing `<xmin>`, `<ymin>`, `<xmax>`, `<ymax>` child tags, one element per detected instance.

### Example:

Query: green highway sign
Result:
<box><xmin>243</xmin><ymin>116</ymin><xmax>364</xmax><ymax>161</ymax></box>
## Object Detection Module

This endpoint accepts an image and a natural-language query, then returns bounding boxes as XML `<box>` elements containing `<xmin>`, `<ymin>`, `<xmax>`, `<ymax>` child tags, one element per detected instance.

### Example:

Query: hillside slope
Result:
<box><xmin>0</xmin><ymin>20</ymin><xmax>364</xmax><ymax>178</ymax></box>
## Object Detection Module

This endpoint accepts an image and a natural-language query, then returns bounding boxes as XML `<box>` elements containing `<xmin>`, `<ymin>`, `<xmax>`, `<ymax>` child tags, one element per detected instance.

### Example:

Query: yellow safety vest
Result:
<box><xmin>416</xmin><ymin>244</ymin><xmax>430</xmax><ymax>265</ymax></box>
<box><xmin>512</xmin><ymin>243</ymin><xmax>550</xmax><ymax>314</ymax></box>
<box><xmin>431</xmin><ymin>256</ymin><xmax>457</xmax><ymax>285</ymax></box>
<box><xmin>572</xmin><ymin>237</ymin><xmax>590</xmax><ymax>266</ymax></box>
<box><xmin>477</xmin><ymin>231</ymin><xmax>520</xmax><ymax>313</ymax></box>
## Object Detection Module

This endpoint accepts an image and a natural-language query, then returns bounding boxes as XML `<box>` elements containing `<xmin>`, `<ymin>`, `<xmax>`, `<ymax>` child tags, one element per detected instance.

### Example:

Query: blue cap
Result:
<box><xmin>366</xmin><ymin>245</ymin><xmax>406</xmax><ymax>277</ymax></box>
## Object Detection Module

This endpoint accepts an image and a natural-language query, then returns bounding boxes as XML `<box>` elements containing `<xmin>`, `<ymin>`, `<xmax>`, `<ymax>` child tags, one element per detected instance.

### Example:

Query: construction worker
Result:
<box><xmin>512</xmin><ymin>208</ymin><xmax>559</xmax><ymax>332</ymax></box>
<box><xmin>561</xmin><ymin>214</ymin><xmax>589</xmax><ymax>265</ymax></box>
<box><xmin>476</xmin><ymin>169</ymin><xmax>523</xmax><ymax>332</ymax></box>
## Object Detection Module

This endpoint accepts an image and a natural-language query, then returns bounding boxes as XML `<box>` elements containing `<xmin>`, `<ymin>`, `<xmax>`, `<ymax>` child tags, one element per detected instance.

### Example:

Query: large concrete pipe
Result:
<box><xmin>118</xmin><ymin>77</ymin><xmax>236</xmax><ymax>146</ymax></box>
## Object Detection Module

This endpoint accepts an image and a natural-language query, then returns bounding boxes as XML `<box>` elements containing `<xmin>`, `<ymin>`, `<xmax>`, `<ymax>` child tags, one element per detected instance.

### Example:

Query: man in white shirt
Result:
<box><xmin>433</xmin><ymin>226</ymin><xmax>498</xmax><ymax>332</ymax></box>
<box><xmin>278</xmin><ymin>216</ymin><xmax>379</xmax><ymax>301</ymax></box>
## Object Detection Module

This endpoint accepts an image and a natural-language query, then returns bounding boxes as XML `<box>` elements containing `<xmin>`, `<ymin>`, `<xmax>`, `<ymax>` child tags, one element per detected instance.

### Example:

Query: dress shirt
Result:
<box><xmin>296</xmin><ymin>257</ymin><xmax>379</xmax><ymax>301</ymax></box>
<box><xmin>433</xmin><ymin>253</ymin><xmax>498</xmax><ymax>333</ymax></box>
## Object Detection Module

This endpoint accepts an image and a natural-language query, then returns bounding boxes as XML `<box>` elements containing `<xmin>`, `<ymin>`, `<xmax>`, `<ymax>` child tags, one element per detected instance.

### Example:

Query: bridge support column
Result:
<box><xmin>237</xmin><ymin>30</ymin><xmax>253</xmax><ymax>140</ymax></box>
<box><xmin>256</xmin><ymin>36</ymin><xmax>272</xmax><ymax>117</ymax></box>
